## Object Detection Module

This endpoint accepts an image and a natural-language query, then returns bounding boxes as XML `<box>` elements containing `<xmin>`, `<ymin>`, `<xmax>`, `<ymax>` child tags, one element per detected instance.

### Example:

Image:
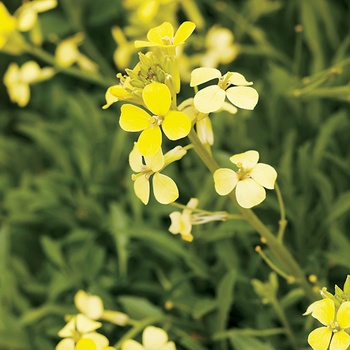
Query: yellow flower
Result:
<box><xmin>119</xmin><ymin>82</ymin><xmax>191</xmax><ymax>156</ymax></box>
<box><xmin>135</xmin><ymin>21</ymin><xmax>195</xmax><ymax>51</ymax></box>
<box><xmin>74</xmin><ymin>290</ymin><xmax>129</xmax><ymax>326</ymax></box>
<box><xmin>190</xmin><ymin>68</ymin><xmax>259</xmax><ymax>114</ymax></box>
<box><xmin>3</xmin><ymin>61</ymin><xmax>55</xmax><ymax>107</ymax></box>
<box><xmin>111</xmin><ymin>26</ymin><xmax>136</xmax><ymax>70</ymax></box>
<box><xmin>55</xmin><ymin>33</ymin><xmax>98</xmax><ymax>72</ymax></box>
<box><xmin>213</xmin><ymin>150</ymin><xmax>277</xmax><ymax>208</ymax></box>
<box><xmin>56</xmin><ymin>314</ymin><xmax>109</xmax><ymax>350</ymax></box>
<box><xmin>304</xmin><ymin>298</ymin><xmax>350</xmax><ymax>350</ymax></box>
<box><xmin>122</xmin><ymin>326</ymin><xmax>176</xmax><ymax>350</ymax></box>
<box><xmin>129</xmin><ymin>144</ymin><xmax>185</xmax><ymax>205</ymax></box>
<box><xmin>15</xmin><ymin>0</ymin><xmax>57</xmax><ymax>32</ymax></box>
<box><xmin>0</xmin><ymin>2</ymin><xmax>17</xmax><ymax>49</ymax></box>
<box><xmin>75</xmin><ymin>339</ymin><xmax>115</xmax><ymax>350</ymax></box>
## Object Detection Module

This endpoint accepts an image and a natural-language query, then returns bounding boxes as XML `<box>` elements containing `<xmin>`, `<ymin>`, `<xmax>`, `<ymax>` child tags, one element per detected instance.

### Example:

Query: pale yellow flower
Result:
<box><xmin>112</xmin><ymin>26</ymin><xmax>136</xmax><ymax>70</ymax></box>
<box><xmin>3</xmin><ymin>61</ymin><xmax>55</xmax><ymax>107</ymax></box>
<box><xmin>122</xmin><ymin>326</ymin><xmax>176</xmax><ymax>350</ymax></box>
<box><xmin>190</xmin><ymin>68</ymin><xmax>258</xmax><ymax>114</ymax></box>
<box><xmin>213</xmin><ymin>150</ymin><xmax>277</xmax><ymax>208</ymax></box>
<box><xmin>304</xmin><ymin>298</ymin><xmax>350</xmax><ymax>350</ymax></box>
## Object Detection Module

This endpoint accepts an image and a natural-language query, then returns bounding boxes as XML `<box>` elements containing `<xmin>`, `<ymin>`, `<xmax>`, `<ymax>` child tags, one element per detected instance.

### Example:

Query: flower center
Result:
<box><xmin>161</xmin><ymin>36</ymin><xmax>173</xmax><ymax>45</ymax></box>
<box><xmin>329</xmin><ymin>321</ymin><xmax>340</xmax><ymax>332</ymax></box>
<box><xmin>148</xmin><ymin>115</ymin><xmax>163</xmax><ymax>127</ymax></box>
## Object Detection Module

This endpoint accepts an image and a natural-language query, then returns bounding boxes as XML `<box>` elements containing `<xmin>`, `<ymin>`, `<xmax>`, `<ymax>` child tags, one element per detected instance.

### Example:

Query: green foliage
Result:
<box><xmin>1</xmin><ymin>0</ymin><xmax>350</xmax><ymax>349</ymax></box>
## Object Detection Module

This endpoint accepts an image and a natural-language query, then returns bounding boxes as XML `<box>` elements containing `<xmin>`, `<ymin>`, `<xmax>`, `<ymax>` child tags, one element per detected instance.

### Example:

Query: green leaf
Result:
<box><xmin>118</xmin><ymin>296</ymin><xmax>163</xmax><ymax>320</ymax></box>
<box><xmin>40</xmin><ymin>236</ymin><xmax>65</xmax><ymax>268</ymax></box>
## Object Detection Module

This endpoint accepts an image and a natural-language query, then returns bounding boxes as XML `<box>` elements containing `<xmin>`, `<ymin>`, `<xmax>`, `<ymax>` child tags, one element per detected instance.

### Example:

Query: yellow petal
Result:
<box><xmin>109</xmin><ymin>85</ymin><xmax>132</xmax><ymax>100</ymax></box>
<box><xmin>147</xmin><ymin>22</ymin><xmax>174</xmax><ymax>45</ymax></box>
<box><xmin>250</xmin><ymin>163</ymin><xmax>277</xmax><ymax>190</ymax></box>
<box><xmin>235</xmin><ymin>178</ymin><xmax>265</xmax><ymax>208</ymax></box>
<box><xmin>20</xmin><ymin>61</ymin><xmax>41</xmax><ymax>83</ymax></box>
<box><xmin>308</xmin><ymin>299</ymin><xmax>335</xmax><ymax>326</ymax></box>
<box><xmin>162</xmin><ymin>111</ymin><xmax>191</xmax><ymax>140</ymax></box>
<box><xmin>194</xmin><ymin>85</ymin><xmax>226</xmax><ymax>114</ymax></box>
<box><xmin>76</xmin><ymin>314</ymin><xmax>102</xmax><ymax>333</ymax></box>
<box><xmin>74</xmin><ymin>290</ymin><xmax>104</xmax><ymax>320</ymax></box>
<box><xmin>142</xmin><ymin>326</ymin><xmax>168</xmax><ymax>349</ymax></box>
<box><xmin>58</xmin><ymin>317</ymin><xmax>76</xmax><ymax>337</ymax></box>
<box><xmin>196</xmin><ymin>116</ymin><xmax>214</xmax><ymax>145</ymax></box>
<box><xmin>190</xmin><ymin>67</ymin><xmax>221</xmax><ymax>87</ymax></box>
<box><xmin>219</xmin><ymin>101</ymin><xmax>238</xmax><ymax>114</ymax></box>
<box><xmin>56</xmin><ymin>338</ymin><xmax>75</xmax><ymax>350</ymax></box>
<box><xmin>119</xmin><ymin>104</ymin><xmax>150</xmax><ymax>132</ymax></box>
<box><xmin>129</xmin><ymin>143</ymin><xmax>143</xmax><ymax>172</ymax></box>
<box><xmin>0</xmin><ymin>3</ymin><xmax>17</xmax><ymax>37</ymax></box>
<box><xmin>226</xmin><ymin>72</ymin><xmax>253</xmax><ymax>86</ymax></box>
<box><xmin>17</xmin><ymin>7</ymin><xmax>37</xmax><ymax>32</ymax></box>
<box><xmin>76</xmin><ymin>339</ymin><xmax>96</xmax><ymax>350</ymax></box>
<box><xmin>161</xmin><ymin>342</ymin><xmax>176</xmax><ymax>350</ymax></box>
<box><xmin>134</xmin><ymin>175</ymin><xmax>150</xmax><ymax>205</ymax></box>
<box><xmin>173</xmin><ymin>21</ymin><xmax>196</xmax><ymax>45</ymax></box>
<box><xmin>330</xmin><ymin>330</ymin><xmax>350</xmax><ymax>350</ymax></box>
<box><xmin>31</xmin><ymin>0</ymin><xmax>57</xmax><ymax>12</ymax></box>
<box><xmin>308</xmin><ymin>327</ymin><xmax>332</xmax><ymax>350</ymax></box>
<box><xmin>101</xmin><ymin>310</ymin><xmax>129</xmax><ymax>326</ymax></box>
<box><xmin>152</xmin><ymin>173</ymin><xmax>178</xmax><ymax>204</ymax></box>
<box><xmin>225</xmin><ymin>86</ymin><xmax>259</xmax><ymax>110</ymax></box>
<box><xmin>213</xmin><ymin>168</ymin><xmax>238</xmax><ymax>195</ymax></box>
<box><xmin>145</xmin><ymin>148</ymin><xmax>164</xmax><ymax>172</ymax></box>
<box><xmin>82</xmin><ymin>333</ymin><xmax>109</xmax><ymax>350</ymax></box>
<box><xmin>102</xmin><ymin>86</ymin><xmax>119</xmax><ymax>109</ymax></box>
<box><xmin>137</xmin><ymin>126</ymin><xmax>162</xmax><ymax>156</ymax></box>
<box><xmin>121</xmin><ymin>339</ymin><xmax>144</xmax><ymax>350</ymax></box>
<box><xmin>137</xmin><ymin>0</ymin><xmax>158</xmax><ymax>22</ymax></box>
<box><xmin>143</xmin><ymin>82</ymin><xmax>171</xmax><ymax>116</ymax></box>
<box><xmin>169</xmin><ymin>211</ymin><xmax>182</xmax><ymax>234</ymax></box>
<box><xmin>230</xmin><ymin>150</ymin><xmax>259</xmax><ymax>169</ymax></box>
<box><xmin>336</xmin><ymin>301</ymin><xmax>350</xmax><ymax>329</ymax></box>
<box><xmin>134</xmin><ymin>40</ymin><xmax>159</xmax><ymax>48</ymax></box>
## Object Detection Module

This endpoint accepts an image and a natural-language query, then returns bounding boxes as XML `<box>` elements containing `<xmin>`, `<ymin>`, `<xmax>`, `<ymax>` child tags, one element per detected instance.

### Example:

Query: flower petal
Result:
<box><xmin>235</xmin><ymin>178</ymin><xmax>266</xmax><ymax>208</ymax></box>
<box><xmin>76</xmin><ymin>314</ymin><xmax>102</xmax><ymax>333</ymax></box>
<box><xmin>169</xmin><ymin>211</ymin><xmax>182</xmax><ymax>234</ymax></box>
<box><xmin>194</xmin><ymin>85</ymin><xmax>226</xmax><ymax>113</ymax></box>
<box><xmin>145</xmin><ymin>148</ymin><xmax>164</xmax><ymax>172</ymax></box>
<box><xmin>32</xmin><ymin>0</ymin><xmax>57</xmax><ymax>12</ymax></box>
<box><xmin>226</xmin><ymin>86</ymin><xmax>259</xmax><ymax>110</ymax></box>
<box><xmin>174</xmin><ymin>21</ymin><xmax>196</xmax><ymax>45</ymax></box>
<box><xmin>336</xmin><ymin>301</ymin><xmax>350</xmax><ymax>329</ymax></box>
<box><xmin>196</xmin><ymin>116</ymin><xmax>214</xmax><ymax>145</ymax></box>
<box><xmin>143</xmin><ymin>82</ymin><xmax>171</xmax><ymax>116</ymax></box>
<box><xmin>129</xmin><ymin>143</ymin><xmax>143</xmax><ymax>172</ymax></box>
<box><xmin>143</xmin><ymin>326</ymin><xmax>168</xmax><ymax>349</ymax></box>
<box><xmin>330</xmin><ymin>330</ymin><xmax>350</xmax><ymax>350</ymax></box>
<box><xmin>153</xmin><ymin>173</ymin><xmax>179</xmax><ymax>204</ymax></box>
<box><xmin>190</xmin><ymin>67</ymin><xmax>221</xmax><ymax>87</ymax></box>
<box><xmin>137</xmin><ymin>126</ymin><xmax>162</xmax><ymax>156</ymax></box>
<box><xmin>17</xmin><ymin>7</ymin><xmax>37</xmax><ymax>31</ymax></box>
<box><xmin>230</xmin><ymin>150</ymin><xmax>259</xmax><ymax>169</ymax></box>
<box><xmin>250</xmin><ymin>163</ymin><xmax>277</xmax><ymax>189</ymax></box>
<box><xmin>82</xmin><ymin>333</ymin><xmax>109</xmax><ymax>350</ymax></box>
<box><xmin>20</xmin><ymin>61</ymin><xmax>41</xmax><ymax>83</ymax></box>
<box><xmin>134</xmin><ymin>40</ymin><xmax>159</xmax><ymax>48</ymax></box>
<box><xmin>76</xmin><ymin>338</ymin><xmax>96</xmax><ymax>350</ymax></box>
<box><xmin>162</xmin><ymin>111</ymin><xmax>191</xmax><ymax>140</ymax></box>
<box><xmin>134</xmin><ymin>175</ymin><xmax>150</xmax><ymax>205</ymax></box>
<box><xmin>213</xmin><ymin>168</ymin><xmax>238</xmax><ymax>195</ymax></box>
<box><xmin>219</xmin><ymin>101</ymin><xmax>238</xmax><ymax>114</ymax></box>
<box><xmin>226</xmin><ymin>72</ymin><xmax>253</xmax><ymax>86</ymax></box>
<box><xmin>308</xmin><ymin>327</ymin><xmax>332</xmax><ymax>350</ymax></box>
<box><xmin>306</xmin><ymin>298</ymin><xmax>335</xmax><ymax>326</ymax></box>
<box><xmin>56</xmin><ymin>338</ymin><xmax>75</xmax><ymax>350</ymax></box>
<box><xmin>74</xmin><ymin>290</ymin><xmax>104</xmax><ymax>320</ymax></box>
<box><xmin>120</xmin><ymin>104</ymin><xmax>150</xmax><ymax>132</ymax></box>
<box><xmin>58</xmin><ymin>317</ymin><xmax>76</xmax><ymax>337</ymax></box>
<box><xmin>147</xmin><ymin>22</ymin><xmax>174</xmax><ymax>45</ymax></box>
<box><xmin>122</xmin><ymin>339</ymin><xmax>144</xmax><ymax>350</ymax></box>
<box><xmin>161</xmin><ymin>342</ymin><xmax>177</xmax><ymax>350</ymax></box>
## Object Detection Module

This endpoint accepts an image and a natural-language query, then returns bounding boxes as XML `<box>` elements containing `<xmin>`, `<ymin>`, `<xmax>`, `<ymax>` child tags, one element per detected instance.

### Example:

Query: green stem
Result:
<box><xmin>275</xmin><ymin>182</ymin><xmax>287</xmax><ymax>242</ymax></box>
<box><xmin>188</xmin><ymin>129</ymin><xmax>316</xmax><ymax>301</ymax></box>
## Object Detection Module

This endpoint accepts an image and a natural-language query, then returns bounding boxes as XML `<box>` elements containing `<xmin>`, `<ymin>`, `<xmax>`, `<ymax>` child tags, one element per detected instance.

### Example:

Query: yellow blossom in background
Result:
<box><xmin>122</xmin><ymin>326</ymin><xmax>176</xmax><ymax>350</ymax></box>
<box><xmin>119</xmin><ymin>82</ymin><xmax>191</xmax><ymax>156</ymax></box>
<box><xmin>201</xmin><ymin>26</ymin><xmax>238</xmax><ymax>68</ymax></box>
<box><xmin>15</xmin><ymin>0</ymin><xmax>57</xmax><ymax>32</ymax></box>
<box><xmin>0</xmin><ymin>2</ymin><xmax>17</xmax><ymax>48</ymax></box>
<box><xmin>213</xmin><ymin>150</ymin><xmax>277</xmax><ymax>208</ymax></box>
<box><xmin>304</xmin><ymin>298</ymin><xmax>350</xmax><ymax>350</ymax></box>
<box><xmin>55</xmin><ymin>33</ymin><xmax>98</xmax><ymax>72</ymax></box>
<box><xmin>129</xmin><ymin>144</ymin><xmax>183</xmax><ymax>205</ymax></box>
<box><xmin>56</xmin><ymin>314</ymin><xmax>109</xmax><ymax>350</ymax></box>
<box><xmin>3</xmin><ymin>61</ymin><xmax>55</xmax><ymax>107</ymax></box>
<box><xmin>112</xmin><ymin>26</ymin><xmax>136</xmax><ymax>70</ymax></box>
<box><xmin>135</xmin><ymin>21</ymin><xmax>195</xmax><ymax>52</ymax></box>
<box><xmin>190</xmin><ymin>68</ymin><xmax>259</xmax><ymax>114</ymax></box>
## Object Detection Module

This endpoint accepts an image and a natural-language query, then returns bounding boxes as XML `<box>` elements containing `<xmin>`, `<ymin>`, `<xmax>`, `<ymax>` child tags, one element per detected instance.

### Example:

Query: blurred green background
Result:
<box><xmin>1</xmin><ymin>0</ymin><xmax>350</xmax><ymax>349</ymax></box>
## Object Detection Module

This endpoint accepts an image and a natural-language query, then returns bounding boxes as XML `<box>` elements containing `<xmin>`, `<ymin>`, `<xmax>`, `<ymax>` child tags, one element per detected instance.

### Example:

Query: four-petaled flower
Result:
<box><xmin>135</xmin><ymin>21</ymin><xmax>196</xmax><ymax>51</ymax></box>
<box><xmin>213</xmin><ymin>150</ymin><xmax>277</xmax><ymax>208</ymax></box>
<box><xmin>304</xmin><ymin>298</ymin><xmax>350</xmax><ymax>350</ymax></box>
<box><xmin>190</xmin><ymin>67</ymin><xmax>259</xmax><ymax>114</ymax></box>
<box><xmin>120</xmin><ymin>82</ymin><xmax>191</xmax><ymax>156</ymax></box>
<box><xmin>129</xmin><ymin>143</ymin><xmax>184</xmax><ymax>205</ymax></box>
<box><xmin>122</xmin><ymin>326</ymin><xmax>176</xmax><ymax>350</ymax></box>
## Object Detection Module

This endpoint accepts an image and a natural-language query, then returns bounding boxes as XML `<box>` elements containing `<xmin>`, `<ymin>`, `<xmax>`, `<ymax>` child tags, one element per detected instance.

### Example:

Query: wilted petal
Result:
<box><xmin>213</xmin><ymin>168</ymin><xmax>238</xmax><ymax>195</ymax></box>
<box><xmin>230</xmin><ymin>150</ymin><xmax>259</xmax><ymax>169</ymax></box>
<box><xmin>162</xmin><ymin>111</ymin><xmax>191</xmax><ymax>140</ymax></box>
<box><xmin>226</xmin><ymin>86</ymin><xmax>259</xmax><ymax>110</ymax></box>
<box><xmin>194</xmin><ymin>85</ymin><xmax>226</xmax><ymax>114</ymax></box>
<box><xmin>190</xmin><ymin>67</ymin><xmax>221</xmax><ymax>87</ymax></box>
<box><xmin>308</xmin><ymin>327</ymin><xmax>332</xmax><ymax>350</ymax></box>
<box><xmin>143</xmin><ymin>82</ymin><xmax>171</xmax><ymax>116</ymax></box>
<box><xmin>137</xmin><ymin>126</ymin><xmax>162</xmax><ymax>156</ymax></box>
<box><xmin>143</xmin><ymin>326</ymin><xmax>168</xmax><ymax>349</ymax></box>
<box><xmin>119</xmin><ymin>104</ymin><xmax>150</xmax><ymax>132</ymax></box>
<box><xmin>153</xmin><ymin>173</ymin><xmax>179</xmax><ymax>204</ymax></box>
<box><xmin>147</xmin><ymin>22</ymin><xmax>174</xmax><ymax>45</ymax></box>
<box><xmin>235</xmin><ymin>178</ymin><xmax>265</xmax><ymax>208</ymax></box>
<box><xmin>226</xmin><ymin>72</ymin><xmax>253</xmax><ymax>86</ymax></box>
<box><xmin>250</xmin><ymin>163</ymin><xmax>277</xmax><ymax>189</ymax></box>
<box><xmin>336</xmin><ymin>301</ymin><xmax>350</xmax><ymax>329</ymax></box>
<box><xmin>174</xmin><ymin>21</ymin><xmax>196</xmax><ymax>45</ymax></box>
<box><xmin>134</xmin><ymin>175</ymin><xmax>150</xmax><ymax>205</ymax></box>
<box><xmin>121</xmin><ymin>339</ymin><xmax>144</xmax><ymax>350</ymax></box>
<box><xmin>330</xmin><ymin>330</ymin><xmax>350</xmax><ymax>350</ymax></box>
